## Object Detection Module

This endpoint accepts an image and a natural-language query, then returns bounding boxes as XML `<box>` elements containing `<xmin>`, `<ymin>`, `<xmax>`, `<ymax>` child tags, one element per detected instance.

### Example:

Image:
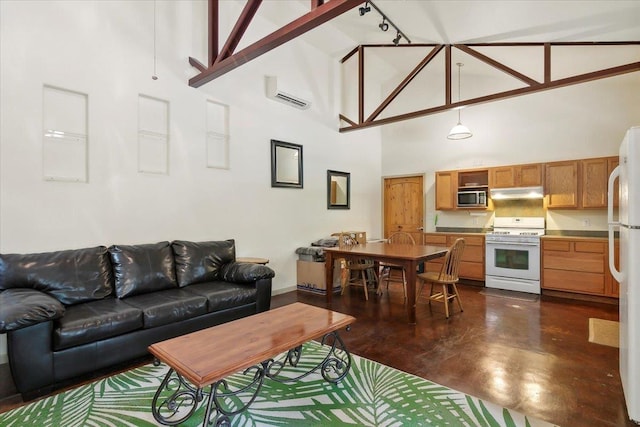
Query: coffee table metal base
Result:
<box><xmin>151</xmin><ymin>329</ymin><xmax>352</xmax><ymax>426</ymax></box>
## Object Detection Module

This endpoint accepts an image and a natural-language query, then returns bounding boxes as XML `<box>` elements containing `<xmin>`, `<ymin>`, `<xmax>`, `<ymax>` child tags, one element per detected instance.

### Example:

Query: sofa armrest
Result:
<box><xmin>219</xmin><ymin>262</ymin><xmax>275</xmax><ymax>283</ymax></box>
<box><xmin>0</xmin><ymin>288</ymin><xmax>65</xmax><ymax>333</ymax></box>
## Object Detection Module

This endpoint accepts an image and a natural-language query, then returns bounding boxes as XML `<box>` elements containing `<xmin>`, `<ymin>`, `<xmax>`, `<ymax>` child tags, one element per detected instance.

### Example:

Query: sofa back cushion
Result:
<box><xmin>0</xmin><ymin>246</ymin><xmax>113</xmax><ymax>305</ymax></box>
<box><xmin>172</xmin><ymin>240</ymin><xmax>236</xmax><ymax>287</ymax></box>
<box><xmin>108</xmin><ymin>242</ymin><xmax>177</xmax><ymax>298</ymax></box>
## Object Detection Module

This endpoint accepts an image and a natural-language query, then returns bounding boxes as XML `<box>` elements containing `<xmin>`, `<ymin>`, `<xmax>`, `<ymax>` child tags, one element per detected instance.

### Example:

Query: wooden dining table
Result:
<box><xmin>324</xmin><ymin>242</ymin><xmax>449</xmax><ymax>324</ymax></box>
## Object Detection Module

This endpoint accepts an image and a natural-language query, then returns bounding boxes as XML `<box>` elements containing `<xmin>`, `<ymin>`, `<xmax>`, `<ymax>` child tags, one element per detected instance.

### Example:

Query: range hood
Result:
<box><xmin>490</xmin><ymin>186</ymin><xmax>544</xmax><ymax>200</ymax></box>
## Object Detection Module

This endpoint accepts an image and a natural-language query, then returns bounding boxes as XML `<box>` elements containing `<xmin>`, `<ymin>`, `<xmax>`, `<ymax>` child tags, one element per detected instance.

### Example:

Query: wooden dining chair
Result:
<box><xmin>379</xmin><ymin>231</ymin><xmax>415</xmax><ymax>301</ymax></box>
<box><xmin>337</xmin><ymin>232</ymin><xmax>377</xmax><ymax>300</ymax></box>
<box><xmin>417</xmin><ymin>238</ymin><xmax>466</xmax><ymax>318</ymax></box>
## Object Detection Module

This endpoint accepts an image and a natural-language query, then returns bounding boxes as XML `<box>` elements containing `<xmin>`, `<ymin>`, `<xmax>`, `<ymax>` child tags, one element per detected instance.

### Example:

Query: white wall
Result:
<box><xmin>0</xmin><ymin>1</ymin><xmax>382</xmax><ymax>362</ymax></box>
<box><xmin>380</xmin><ymin>66</ymin><xmax>640</xmax><ymax>231</ymax></box>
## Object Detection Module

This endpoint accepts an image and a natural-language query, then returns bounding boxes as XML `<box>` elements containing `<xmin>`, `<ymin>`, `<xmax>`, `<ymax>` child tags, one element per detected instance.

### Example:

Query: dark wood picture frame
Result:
<box><xmin>327</xmin><ymin>170</ymin><xmax>350</xmax><ymax>209</ymax></box>
<box><xmin>271</xmin><ymin>139</ymin><xmax>303</xmax><ymax>188</ymax></box>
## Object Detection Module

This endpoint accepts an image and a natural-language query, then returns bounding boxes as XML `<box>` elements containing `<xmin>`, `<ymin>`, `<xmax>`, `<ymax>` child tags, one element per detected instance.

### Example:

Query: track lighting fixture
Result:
<box><xmin>358</xmin><ymin>0</ymin><xmax>411</xmax><ymax>45</ymax></box>
<box><xmin>359</xmin><ymin>2</ymin><xmax>371</xmax><ymax>16</ymax></box>
<box><xmin>392</xmin><ymin>32</ymin><xmax>402</xmax><ymax>46</ymax></box>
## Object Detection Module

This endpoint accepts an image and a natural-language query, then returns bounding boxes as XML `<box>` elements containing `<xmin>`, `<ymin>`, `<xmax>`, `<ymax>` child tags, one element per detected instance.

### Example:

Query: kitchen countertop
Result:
<box><xmin>541</xmin><ymin>234</ymin><xmax>616</xmax><ymax>241</ymax></box>
<box><xmin>433</xmin><ymin>228</ymin><xmax>488</xmax><ymax>234</ymax></box>
<box><xmin>431</xmin><ymin>228</ymin><xmax>615</xmax><ymax>239</ymax></box>
<box><xmin>543</xmin><ymin>230</ymin><xmax>609</xmax><ymax>238</ymax></box>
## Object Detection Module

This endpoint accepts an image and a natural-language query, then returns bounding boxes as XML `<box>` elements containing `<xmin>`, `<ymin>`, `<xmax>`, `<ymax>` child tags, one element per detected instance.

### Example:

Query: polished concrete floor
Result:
<box><xmin>275</xmin><ymin>283</ymin><xmax>633</xmax><ymax>427</ymax></box>
<box><xmin>0</xmin><ymin>283</ymin><xmax>633</xmax><ymax>426</ymax></box>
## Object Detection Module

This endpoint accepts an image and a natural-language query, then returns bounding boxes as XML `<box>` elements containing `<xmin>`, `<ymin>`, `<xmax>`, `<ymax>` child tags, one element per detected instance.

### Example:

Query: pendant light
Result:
<box><xmin>447</xmin><ymin>62</ymin><xmax>472</xmax><ymax>140</ymax></box>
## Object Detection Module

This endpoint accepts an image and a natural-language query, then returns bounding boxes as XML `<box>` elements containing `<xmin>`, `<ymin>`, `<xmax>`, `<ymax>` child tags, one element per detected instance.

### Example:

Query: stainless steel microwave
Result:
<box><xmin>457</xmin><ymin>190</ymin><xmax>487</xmax><ymax>208</ymax></box>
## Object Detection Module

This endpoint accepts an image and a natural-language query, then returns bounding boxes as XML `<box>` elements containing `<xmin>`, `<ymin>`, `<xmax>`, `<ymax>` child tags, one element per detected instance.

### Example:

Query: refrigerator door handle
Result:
<box><xmin>608</xmin><ymin>165</ymin><xmax>622</xmax><ymax>282</ymax></box>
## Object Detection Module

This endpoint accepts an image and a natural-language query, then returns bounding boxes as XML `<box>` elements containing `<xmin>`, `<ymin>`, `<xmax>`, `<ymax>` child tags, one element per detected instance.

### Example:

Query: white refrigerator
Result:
<box><xmin>608</xmin><ymin>126</ymin><xmax>640</xmax><ymax>423</ymax></box>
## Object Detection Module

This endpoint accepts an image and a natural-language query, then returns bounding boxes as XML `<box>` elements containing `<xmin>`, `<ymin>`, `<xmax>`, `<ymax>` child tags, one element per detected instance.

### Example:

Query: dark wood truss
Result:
<box><xmin>339</xmin><ymin>42</ymin><xmax>640</xmax><ymax>132</ymax></box>
<box><xmin>189</xmin><ymin>0</ymin><xmax>365</xmax><ymax>88</ymax></box>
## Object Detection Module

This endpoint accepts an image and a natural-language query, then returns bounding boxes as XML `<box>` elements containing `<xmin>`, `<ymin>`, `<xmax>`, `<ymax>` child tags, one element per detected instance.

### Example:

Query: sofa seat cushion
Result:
<box><xmin>122</xmin><ymin>288</ymin><xmax>207</xmax><ymax>329</ymax></box>
<box><xmin>108</xmin><ymin>242</ymin><xmax>177</xmax><ymax>298</ymax></box>
<box><xmin>185</xmin><ymin>281</ymin><xmax>256</xmax><ymax>313</ymax></box>
<box><xmin>54</xmin><ymin>298</ymin><xmax>143</xmax><ymax>351</ymax></box>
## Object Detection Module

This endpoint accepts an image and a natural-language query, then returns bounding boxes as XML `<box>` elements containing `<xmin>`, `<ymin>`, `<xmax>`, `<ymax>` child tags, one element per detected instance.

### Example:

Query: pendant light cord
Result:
<box><xmin>457</xmin><ymin>62</ymin><xmax>462</xmax><ymax>122</ymax></box>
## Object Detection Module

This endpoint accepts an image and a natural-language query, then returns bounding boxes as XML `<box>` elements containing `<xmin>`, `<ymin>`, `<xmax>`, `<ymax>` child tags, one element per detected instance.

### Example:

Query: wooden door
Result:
<box><xmin>383</xmin><ymin>175</ymin><xmax>424</xmax><ymax>244</ymax></box>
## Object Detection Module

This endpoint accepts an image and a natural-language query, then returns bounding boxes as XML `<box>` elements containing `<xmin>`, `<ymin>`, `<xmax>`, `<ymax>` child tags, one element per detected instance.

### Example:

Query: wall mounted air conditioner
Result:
<box><xmin>265</xmin><ymin>76</ymin><xmax>311</xmax><ymax>110</ymax></box>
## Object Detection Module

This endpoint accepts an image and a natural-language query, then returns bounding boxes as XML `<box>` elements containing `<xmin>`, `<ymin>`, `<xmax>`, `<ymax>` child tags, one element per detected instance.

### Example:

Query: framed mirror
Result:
<box><xmin>327</xmin><ymin>170</ymin><xmax>350</xmax><ymax>209</ymax></box>
<box><xmin>271</xmin><ymin>139</ymin><xmax>303</xmax><ymax>188</ymax></box>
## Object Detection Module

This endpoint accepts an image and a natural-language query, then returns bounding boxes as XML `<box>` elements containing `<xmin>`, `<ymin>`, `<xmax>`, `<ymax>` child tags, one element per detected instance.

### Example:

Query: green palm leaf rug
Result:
<box><xmin>0</xmin><ymin>341</ymin><xmax>557</xmax><ymax>427</ymax></box>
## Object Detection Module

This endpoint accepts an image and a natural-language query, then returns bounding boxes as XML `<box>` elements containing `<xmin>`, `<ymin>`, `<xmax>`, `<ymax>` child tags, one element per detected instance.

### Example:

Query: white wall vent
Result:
<box><xmin>265</xmin><ymin>76</ymin><xmax>311</xmax><ymax>110</ymax></box>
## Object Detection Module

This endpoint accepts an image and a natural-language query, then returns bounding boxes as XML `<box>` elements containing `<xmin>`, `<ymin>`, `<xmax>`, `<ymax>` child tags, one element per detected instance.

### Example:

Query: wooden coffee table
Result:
<box><xmin>148</xmin><ymin>303</ymin><xmax>355</xmax><ymax>426</ymax></box>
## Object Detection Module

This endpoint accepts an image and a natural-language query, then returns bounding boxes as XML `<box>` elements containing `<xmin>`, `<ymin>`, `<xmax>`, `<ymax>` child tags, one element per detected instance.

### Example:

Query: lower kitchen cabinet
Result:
<box><xmin>424</xmin><ymin>233</ymin><xmax>485</xmax><ymax>281</ymax></box>
<box><xmin>541</xmin><ymin>237</ymin><xmax>619</xmax><ymax>298</ymax></box>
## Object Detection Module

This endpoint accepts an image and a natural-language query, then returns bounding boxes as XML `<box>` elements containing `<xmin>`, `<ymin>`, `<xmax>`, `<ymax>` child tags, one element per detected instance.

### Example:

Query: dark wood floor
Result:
<box><xmin>0</xmin><ymin>283</ymin><xmax>633</xmax><ymax>426</ymax></box>
<box><xmin>278</xmin><ymin>284</ymin><xmax>633</xmax><ymax>427</ymax></box>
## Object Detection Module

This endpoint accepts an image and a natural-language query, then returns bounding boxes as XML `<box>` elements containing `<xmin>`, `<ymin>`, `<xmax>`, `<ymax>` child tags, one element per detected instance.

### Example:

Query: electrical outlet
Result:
<box><xmin>582</xmin><ymin>218</ymin><xmax>591</xmax><ymax>227</ymax></box>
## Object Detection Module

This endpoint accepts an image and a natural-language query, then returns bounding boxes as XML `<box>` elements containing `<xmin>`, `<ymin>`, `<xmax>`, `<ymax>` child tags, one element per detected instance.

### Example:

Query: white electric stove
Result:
<box><xmin>485</xmin><ymin>217</ymin><xmax>545</xmax><ymax>294</ymax></box>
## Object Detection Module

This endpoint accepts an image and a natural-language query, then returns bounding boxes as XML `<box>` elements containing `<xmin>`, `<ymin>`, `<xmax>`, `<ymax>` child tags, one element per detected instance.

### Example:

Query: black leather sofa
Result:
<box><xmin>0</xmin><ymin>239</ymin><xmax>275</xmax><ymax>400</ymax></box>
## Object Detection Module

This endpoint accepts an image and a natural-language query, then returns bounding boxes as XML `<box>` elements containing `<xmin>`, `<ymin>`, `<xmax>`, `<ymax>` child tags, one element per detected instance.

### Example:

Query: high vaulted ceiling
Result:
<box><xmin>196</xmin><ymin>1</ymin><xmax>640</xmax><ymax>130</ymax></box>
<box><xmin>258</xmin><ymin>0</ymin><xmax>640</xmax><ymax>57</ymax></box>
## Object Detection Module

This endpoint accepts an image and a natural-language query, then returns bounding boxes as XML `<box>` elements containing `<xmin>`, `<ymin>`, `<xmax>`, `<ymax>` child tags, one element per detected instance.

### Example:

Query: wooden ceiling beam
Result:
<box><xmin>340</xmin><ymin>42</ymin><xmax>640</xmax><ymax>132</ymax></box>
<box><xmin>366</xmin><ymin>45</ymin><xmax>444</xmax><ymax>122</ymax></box>
<box><xmin>189</xmin><ymin>0</ymin><xmax>364</xmax><ymax>88</ymax></box>
<box><xmin>208</xmin><ymin>0</ymin><xmax>219</xmax><ymax>66</ymax></box>
<box><xmin>214</xmin><ymin>0</ymin><xmax>262</xmax><ymax>66</ymax></box>
<box><xmin>455</xmin><ymin>44</ymin><xmax>539</xmax><ymax>86</ymax></box>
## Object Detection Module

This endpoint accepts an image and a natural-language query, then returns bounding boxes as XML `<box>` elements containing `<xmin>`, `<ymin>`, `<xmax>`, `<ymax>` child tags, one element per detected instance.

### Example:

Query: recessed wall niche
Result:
<box><xmin>206</xmin><ymin>100</ymin><xmax>230</xmax><ymax>169</ymax></box>
<box><xmin>42</xmin><ymin>85</ymin><xmax>88</xmax><ymax>182</ymax></box>
<box><xmin>138</xmin><ymin>94</ymin><xmax>169</xmax><ymax>174</ymax></box>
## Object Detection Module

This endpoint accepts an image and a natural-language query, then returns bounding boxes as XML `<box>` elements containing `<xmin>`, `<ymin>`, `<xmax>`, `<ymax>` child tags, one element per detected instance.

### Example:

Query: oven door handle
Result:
<box><xmin>486</xmin><ymin>242</ymin><xmax>540</xmax><ymax>247</ymax></box>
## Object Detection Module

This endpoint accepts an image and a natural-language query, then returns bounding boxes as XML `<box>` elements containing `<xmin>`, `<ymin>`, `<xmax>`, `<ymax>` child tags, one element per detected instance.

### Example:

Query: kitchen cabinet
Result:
<box><xmin>435</xmin><ymin>171</ymin><xmax>457</xmax><ymax>211</ymax></box>
<box><xmin>541</xmin><ymin>237</ymin><xmax>618</xmax><ymax>298</ymax></box>
<box><xmin>545</xmin><ymin>157</ymin><xmax>619</xmax><ymax>209</ymax></box>
<box><xmin>490</xmin><ymin>163</ymin><xmax>542</xmax><ymax>188</ymax></box>
<box><xmin>581</xmin><ymin>158</ymin><xmax>609</xmax><ymax>208</ymax></box>
<box><xmin>435</xmin><ymin>169</ymin><xmax>489</xmax><ymax>211</ymax></box>
<box><xmin>424</xmin><ymin>233</ymin><xmax>485</xmax><ymax>281</ymax></box>
<box><xmin>545</xmin><ymin>160</ymin><xmax>579</xmax><ymax>208</ymax></box>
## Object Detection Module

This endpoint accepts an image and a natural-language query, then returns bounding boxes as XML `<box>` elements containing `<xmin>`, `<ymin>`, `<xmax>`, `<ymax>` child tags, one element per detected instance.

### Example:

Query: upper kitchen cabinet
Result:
<box><xmin>581</xmin><ymin>157</ymin><xmax>609</xmax><ymax>208</ymax></box>
<box><xmin>435</xmin><ymin>169</ymin><xmax>489</xmax><ymax>211</ymax></box>
<box><xmin>545</xmin><ymin>156</ymin><xmax>619</xmax><ymax>209</ymax></box>
<box><xmin>545</xmin><ymin>160</ymin><xmax>579</xmax><ymax>208</ymax></box>
<box><xmin>435</xmin><ymin>171</ymin><xmax>457</xmax><ymax>210</ymax></box>
<box><xmin>490</xmin><ymin>163</ymin><xmax>542</xmax><ymax>188</ymax></box>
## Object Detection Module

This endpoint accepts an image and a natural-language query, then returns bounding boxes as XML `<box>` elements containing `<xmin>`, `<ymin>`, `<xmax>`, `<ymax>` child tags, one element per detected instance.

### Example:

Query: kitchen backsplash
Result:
<box><xmin>493</xmin><ymin>199</ymin><xmax>545</xmax><ymax>217</ymax></box>
<box><xmin>432</xmin><ymin>204</ymin><xmax>610</xmax><ymax>232</ymax></box>
<box><xmin>546</xmin><ymin>209</ymin><xmax>609</xmax><ymax>231</ymax></box>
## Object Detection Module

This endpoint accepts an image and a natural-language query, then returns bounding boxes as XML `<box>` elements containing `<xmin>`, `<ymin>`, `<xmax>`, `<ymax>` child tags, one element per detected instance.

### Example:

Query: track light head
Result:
<box><xmin>379</xmin><ymin>18</ymin><xmax>389</xmax><ymax>32</ymax></box>
<box><xmin>392</xmin><ymin>32</ymin><xmax>402</xmax><ymax>46</ymax></box>
<box><xmin>359</xmin><ymin>2</ymin><xmax>371</xmax><ymax>16</ymax></box>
